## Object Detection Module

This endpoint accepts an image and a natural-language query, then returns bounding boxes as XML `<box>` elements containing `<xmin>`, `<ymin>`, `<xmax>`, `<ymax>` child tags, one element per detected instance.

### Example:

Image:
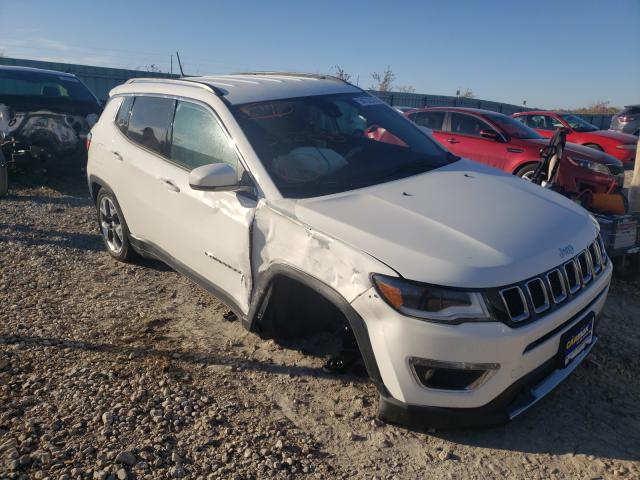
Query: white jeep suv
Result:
<box><xmin>87</xmin><ymin>73</ymin><xmax>612</xmax><ymax>428</ymax></box>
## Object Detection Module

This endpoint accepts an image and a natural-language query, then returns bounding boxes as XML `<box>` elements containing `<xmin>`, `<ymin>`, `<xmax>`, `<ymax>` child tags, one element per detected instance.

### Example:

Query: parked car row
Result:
<box><xmin>86</xmin><ymin>73</ymin><xmax>612</xmax><ymax>428</ymax></box>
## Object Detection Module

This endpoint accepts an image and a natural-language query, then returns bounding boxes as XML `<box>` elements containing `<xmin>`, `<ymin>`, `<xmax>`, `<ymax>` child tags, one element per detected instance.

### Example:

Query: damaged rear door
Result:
<box><xmin>160</xmin><ymin>99</ymin><xmax>255</xmax><ymax>314</ymax></box>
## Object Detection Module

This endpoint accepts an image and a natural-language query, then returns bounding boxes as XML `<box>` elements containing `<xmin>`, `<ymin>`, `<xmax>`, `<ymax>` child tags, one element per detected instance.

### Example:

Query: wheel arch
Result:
<box><xmin>245</xmin><ymin>263</ymin><xmax>388</xmax><ymax>396</ymax></box>
<box><xmin>512</xmin><ymin>160</ymin><xmax>540</xmax><ymax>176</ymax></box>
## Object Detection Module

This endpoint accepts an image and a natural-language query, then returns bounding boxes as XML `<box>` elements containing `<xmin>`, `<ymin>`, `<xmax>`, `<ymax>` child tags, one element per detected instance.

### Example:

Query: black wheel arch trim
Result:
<box><xmin>245</xmin><ymin>263</ymin><xmax>389</xmax><ymax>397</ymax></box>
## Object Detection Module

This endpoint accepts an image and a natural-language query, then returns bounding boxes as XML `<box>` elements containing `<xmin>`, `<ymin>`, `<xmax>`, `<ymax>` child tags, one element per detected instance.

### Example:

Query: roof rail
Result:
<box><xmin>125</xmin><ymin>77</ymin><xmax>222</xmax><ymax>95</ymax></box>
<box><xmin>231</xmin><ymin>71</ymin><xmax>352</xmax><ymax>85</ymax></box>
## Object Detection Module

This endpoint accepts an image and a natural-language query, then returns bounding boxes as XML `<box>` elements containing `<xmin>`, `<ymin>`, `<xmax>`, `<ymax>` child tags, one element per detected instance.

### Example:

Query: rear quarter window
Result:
<box><xmin>115</xmin><ymin>96</ymin><xmax>134</xmax><ymax>134</ymax></box>
<box><xmin>408</xmin><ymin>111</ymin><xmax>445</xmax><ymax>131</ymax></box>
<box><xmin>126</xmin><ymin>96</ymin><xmax>176</xmax><ymax>156</ymax></box>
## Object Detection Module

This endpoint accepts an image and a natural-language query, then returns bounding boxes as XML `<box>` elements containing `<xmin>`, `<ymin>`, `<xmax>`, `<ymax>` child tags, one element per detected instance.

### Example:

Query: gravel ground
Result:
<box><xmin>1</xmin><ymin>174</ymin><xmax>639</xmax><ymax>480</ymax></box>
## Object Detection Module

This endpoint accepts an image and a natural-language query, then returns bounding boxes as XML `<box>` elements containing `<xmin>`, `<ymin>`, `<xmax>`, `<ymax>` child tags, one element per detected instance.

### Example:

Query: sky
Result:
<box><xmin>0</xmin><ymin>0</ymin><xmax>638</xmax><ymax>109</ymax></box>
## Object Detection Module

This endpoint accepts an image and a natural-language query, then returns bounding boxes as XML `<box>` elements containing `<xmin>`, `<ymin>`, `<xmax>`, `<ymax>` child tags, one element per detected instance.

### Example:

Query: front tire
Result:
<box><xmin>515</xmin><ymin>163</ymin><xmax>538</xmax><ymax>181</ymax></box>
<box><xmin>96</xmin><ymin>188</ymin><xmax>137</xmax><ymax>262</ymax></box>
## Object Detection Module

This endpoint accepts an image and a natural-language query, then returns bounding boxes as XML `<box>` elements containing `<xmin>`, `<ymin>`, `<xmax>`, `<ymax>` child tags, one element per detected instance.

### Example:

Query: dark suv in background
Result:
<box><xmin>610</xmin><ymin>105</ymin><xmax>640</xmax><ymax>137</ymax></box>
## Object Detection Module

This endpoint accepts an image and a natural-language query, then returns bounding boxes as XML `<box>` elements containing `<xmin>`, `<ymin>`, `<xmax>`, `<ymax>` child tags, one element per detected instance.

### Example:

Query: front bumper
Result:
<box><xmin>352</xmin><ymin>262</ymin><xmax>612</xmax><ymax>428</ymax></box>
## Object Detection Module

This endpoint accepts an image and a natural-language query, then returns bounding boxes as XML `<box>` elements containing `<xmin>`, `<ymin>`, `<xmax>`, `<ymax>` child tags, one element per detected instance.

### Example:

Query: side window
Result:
<box><xmin>127</xmin><ymin>96</ymin><xmax>176</xmax><ymax>156</ymax></box>
<box><xmin>529</xmin><ymin>115</ymin><xmax>561</xmax><ymax>131</ymax></box>
<box><xmin>409</xmin><ymin>111</ymin><xmax>445</xmax><ymax>131</ymax></box>
<box><xmin>450</xmin><ymin>113</ymin><xmax>491</xmax><ymax>136</ymax></box>
<box><xmin>514</xmin><ymin>115</ymin><xmax>528</xmax><ymax>126</ymax></box>
<box><xmin>170</xmin><ymin>101</ymin><xmax>240</xmax><ymax>171</ymax></box>
<box><xmin>115</xmin><ymin>96</ymin><xmax>134</xmax><ymax>134</ymax></box>
<box><xmin>548</xmin><ymin>116</ymin><xmax>564</xmax><ymax>129</ymax></box>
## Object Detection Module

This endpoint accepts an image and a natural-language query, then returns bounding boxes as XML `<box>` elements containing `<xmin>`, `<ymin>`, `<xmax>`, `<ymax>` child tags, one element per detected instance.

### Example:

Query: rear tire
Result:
<box><xmin>515</xmin><ymin>163</ymin><xmax>538</xmax><ymax>181</ymax></box>
<box><xmin>584</xmin><ymin>143</ymin><xmax>603</xmax><ymax>151</ymax></box>
<box><xmin>96</xmin><ymin>188</ymin><xmax>137</xmax><ymax>262</ymax></box>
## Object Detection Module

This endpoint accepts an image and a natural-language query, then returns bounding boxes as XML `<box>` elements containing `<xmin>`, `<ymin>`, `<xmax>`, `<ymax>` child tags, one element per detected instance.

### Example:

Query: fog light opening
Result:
<box><xmin>409</xmin><ymin>358</ymin><xmax>499</xmax><ymax>391</ymax></box>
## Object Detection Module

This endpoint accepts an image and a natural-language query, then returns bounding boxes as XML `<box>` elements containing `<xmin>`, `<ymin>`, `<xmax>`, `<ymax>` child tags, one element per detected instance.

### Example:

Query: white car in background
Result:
<box><xmin>87</xmin><ymin>73</ymin><xmax>611</xmax><ymax>427</ymax></box>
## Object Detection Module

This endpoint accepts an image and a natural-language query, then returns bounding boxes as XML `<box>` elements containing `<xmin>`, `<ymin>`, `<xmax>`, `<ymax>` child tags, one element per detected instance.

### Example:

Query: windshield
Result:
<box><xmin>559</xmin><ymin>114</ymin><xmax>599</xmax><ymax>132</ymax></box>
<box><xmin>0</xmin><ymin>69</ymin><xmax>97</xmax><ymax>102</ymax></box>
<box><xmin>484</xmin><ymin>113</ymin><xmax>544</xmax><ymax>139</ymax></box>
<box><xmin>232</xmin><ymin>93</ymin><xmax>453</xmax><ymax>198</ymax></box>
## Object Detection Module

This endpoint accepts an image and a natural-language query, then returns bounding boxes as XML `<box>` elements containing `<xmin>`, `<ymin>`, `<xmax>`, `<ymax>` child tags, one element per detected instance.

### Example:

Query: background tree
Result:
<box><xmin>570</xmin><ymin>100</ymin><xmax>619</xmax><ymax>115</ymax></box>
<box><xmin>333</xmin><ymin>65</ymin><xmax>352</xmax><ymax>82</ymax></box>
<box><xmin>459</xmin><ymin>88</ymin><xmax>475</xmax><ymax>98</ymax></box>
<box><xmin>370</xmin><ymin>65</ymin><xmax>395</xmax><ymax>92</ymax></box>
<box><xmin>395</xmin><ymin>85</ymin><xmax>416</xmax><ymax>93</ymax></box>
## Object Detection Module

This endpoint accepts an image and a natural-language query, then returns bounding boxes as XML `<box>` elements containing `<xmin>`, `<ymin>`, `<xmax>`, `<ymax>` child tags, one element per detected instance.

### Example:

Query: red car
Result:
<box><xmin>512</xmin><ymin>110</ymin><xmax>637</xmax><ymax>167</ymax></box>
<box><xmin>403</xmin><ymin>107</ymin><xmax>624</xmax><ymax>194</ymax></box>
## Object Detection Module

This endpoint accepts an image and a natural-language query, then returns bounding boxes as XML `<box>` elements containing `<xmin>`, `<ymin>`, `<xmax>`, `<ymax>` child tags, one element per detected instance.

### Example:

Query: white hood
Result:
<box><xmin>288</xmin><ymin>159</ymin><xmax>597</xmax><ymax>288</ymax></box>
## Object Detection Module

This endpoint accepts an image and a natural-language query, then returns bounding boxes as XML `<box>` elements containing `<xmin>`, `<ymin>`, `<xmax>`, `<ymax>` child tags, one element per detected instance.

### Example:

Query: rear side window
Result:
<box><xmin>127</xmin><ymin>96</ymin><xmax>176</xmax><ymax>156</ymax></box>
<box><xmin>450</xmin><ymin>113</ymin><xmax>491</xmax><ymax>136</ymax></box>
<box><xmin>115</xmin><ymin>96</ymin><xmax>134</xmax><ymax>134</ymax></box>
<box><xmin>409</xmin><ymin>111</ymin><xmax>445</xmax><ymax>131</ymax></box>
<box><xmin>170</xmin><ymin>101</ymin><xmax>240</xmax><ymax>171</ymax></box>
<box><xmin>528</xmin><ymin>115</ymin><xmax>562</xmax><ymax>131</ymax></box>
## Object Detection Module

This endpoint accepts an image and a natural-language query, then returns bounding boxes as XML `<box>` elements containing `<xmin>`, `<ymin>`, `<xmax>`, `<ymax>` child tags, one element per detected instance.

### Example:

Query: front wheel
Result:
<box><xmin>515</xmin><ymin>163</ymin><xmax>538</xmax><ymax>181</ymax></box>
<box><xmin>96</xmin><ymin>189</ymin><xmax>137</xmax><ymax>262</ymax></box>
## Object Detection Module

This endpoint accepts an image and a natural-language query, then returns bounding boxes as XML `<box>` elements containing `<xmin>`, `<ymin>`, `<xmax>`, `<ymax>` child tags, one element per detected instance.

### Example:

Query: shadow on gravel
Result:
<box><xmin>0</xmin><ymin>223</ymin><xmax>102</xmax><ymax>252</ymax></box>
<box><xmin>0</xmin><ymin>332</ymin><xmax>369</xmax><ymax>388</ymax></box>
<box><xmin>2</xmin><ymin>193</ymin><xmax>91</xmax><ymax>206</ymax></box>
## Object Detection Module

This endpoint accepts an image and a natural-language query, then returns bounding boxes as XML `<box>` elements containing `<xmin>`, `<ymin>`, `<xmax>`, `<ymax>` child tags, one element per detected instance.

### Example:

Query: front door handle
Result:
<box><xmin>446</xmin><ymin>138</ymin><xmax>460</xmax><ymax>144</ymax></box>
<box><xmin>111</xmin><ymin>151</ymin><xmax>123</xmax><ymax>161</ymax></box>
<box><xmin>160</xmin><ymin>178</ymin><xmax>180</xmax><ymax>193</ymax></box>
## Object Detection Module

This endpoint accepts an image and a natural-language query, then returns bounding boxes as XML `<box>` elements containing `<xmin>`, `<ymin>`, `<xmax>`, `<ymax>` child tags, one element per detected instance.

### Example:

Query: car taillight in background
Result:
<box><xmin>85</xmin><ymin>132</ymin><xmax>92</xmax><ymax>151</ymax></box>
<box><xmin>619</xmin><ymin>115</ymin><xmax>636</xmax><ymax>123</ymax></box>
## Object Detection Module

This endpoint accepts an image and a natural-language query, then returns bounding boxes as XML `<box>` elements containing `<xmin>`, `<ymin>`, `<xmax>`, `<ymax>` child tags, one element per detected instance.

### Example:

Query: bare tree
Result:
<box><xmin>145</xmin><ymin>64</ymin><xmax>161</xmax><ymax>73</ymax></box>
<box><xmin>459</xmin><ymin>88</ymin><xmax>475</xmax><ymax>98</ymax></box>
<box><xmin>395</xmin><ymin>85</ymin><xmax>416</xmax><ymax>93</ymax></box>
<box><xmin>333</xmin><ymin>65</ymin><xmax>352</xmax><ymax>82</ymax></box>
<box><xmin>571</xmin><ymin>100</ymin><xmax>619</xmax><ymax>115</ymax></box>
<box><xmin>370</xmin><ymin>65</ymin><xmax>395</xmax><ymax>92</ymax></box>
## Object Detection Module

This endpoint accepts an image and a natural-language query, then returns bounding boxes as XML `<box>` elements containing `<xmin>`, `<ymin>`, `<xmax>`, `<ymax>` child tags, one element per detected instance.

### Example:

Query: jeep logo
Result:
<box><xmin>559</xmin><ymin>245</ymin><xmax>575</xmax><ymax>258</ymax></box>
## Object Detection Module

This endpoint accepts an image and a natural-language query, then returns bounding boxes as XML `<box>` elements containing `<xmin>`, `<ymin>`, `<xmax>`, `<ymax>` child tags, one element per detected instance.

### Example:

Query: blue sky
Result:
<box><xmin>1</xmin><ymin>0</ymin><xmax>638</xmax><ymax>109</ymax></box>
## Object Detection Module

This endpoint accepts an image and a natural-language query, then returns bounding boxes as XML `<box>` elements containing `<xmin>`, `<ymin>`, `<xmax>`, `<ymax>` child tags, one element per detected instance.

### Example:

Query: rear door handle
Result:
<box><xmin>446</xmin><ymin>138</ymin><xmax>460</xmax><ymax>144</ymax></box>
<box><xmin>160</xmin><ymin>178</ymin><xmax>180</xmax><ymax>193</ymax></box>
<box><xmin>111</xmin><ymin>151</ymin><xmax>123</xmax><ymax>161</ymax></box>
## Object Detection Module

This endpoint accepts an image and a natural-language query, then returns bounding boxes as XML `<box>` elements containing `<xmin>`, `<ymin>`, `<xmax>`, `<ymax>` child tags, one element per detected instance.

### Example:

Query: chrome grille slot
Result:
<box><xmin>563</xmin><ymin>260</ymin><xmax>581</xmax><ymax>294</ymax></box>
<box><xmin>597</xmin><ymin>234</ymin><xmax>608</xmax><ymax>265</ymax></box>
<box><xmin>589</xmin><ymin>242</ymin><xmax>602</xmax><ymax>275</ymax></box>
<box><xmin>499</xmin><ymin>286</ymin><xmax>529</xmax><ymax>322</ymax></box>
<box><xmin>577</xmin><ymin>250</ymin><xmax>593</xmax><ymax>284</ymax></box>
<box><xmin>525</xmin><ymin>278</ymin><xmax>550</xmax><ymax>313</ymax></box>
<box><xmin>545</xmin><ymin>269</ymin><xmax>567</xmax><ymax>304</ymax></box>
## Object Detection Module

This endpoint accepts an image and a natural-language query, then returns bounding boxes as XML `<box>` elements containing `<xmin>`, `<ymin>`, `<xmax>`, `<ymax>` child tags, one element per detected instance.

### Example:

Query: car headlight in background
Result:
<box><xmin>616</xmin><ymin>144</ymin><xmax>637</xmax><ymax>151</ymax></box>
<box><xmin>567</xmin><ymin>156</ymin><xmax>611</xmax><ymax>175</ymax></box>
<box><xmin>371</xmin><ymin>274</ymin><xmax>491</xmax><ymax>323</ymax></box>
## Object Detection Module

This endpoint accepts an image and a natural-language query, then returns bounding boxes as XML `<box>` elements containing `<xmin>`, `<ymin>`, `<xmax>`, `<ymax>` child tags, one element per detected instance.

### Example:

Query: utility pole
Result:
<box><xmin>628</xmin><ymin>135</ymin><xmax>640</xmax><ymax>213</ymax></box>
<box><xmin>170</xmin><ymin>55</ymin><xmax>173</xmax><ymax>75</ymax></box>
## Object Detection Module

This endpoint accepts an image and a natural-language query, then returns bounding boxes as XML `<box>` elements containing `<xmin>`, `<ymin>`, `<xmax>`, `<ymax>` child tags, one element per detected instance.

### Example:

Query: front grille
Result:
<box><xmin>491</xmin><ymin>236</ymin><xmax>606</xmax><ymax>325</ymax></box>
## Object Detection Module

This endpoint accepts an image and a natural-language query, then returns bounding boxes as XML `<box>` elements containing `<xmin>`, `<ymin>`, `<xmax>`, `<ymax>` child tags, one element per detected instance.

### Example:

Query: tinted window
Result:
<box><xmin>409</xmin><ymin>111</ymin><xmax>445</xmax><ymax>130</ymax></box>
<box><xmin>127</xmin><ymin>96</ymin><xmax>175</xmax><ymax>156</ymax></box>
<box><xmin>528</xmin><ymin>114</ymin><xmax>562</xmax><ymax>131</ymax></box>
<box><xmin>484</xmin><ymin>113</ymin><xmax>543</xmax><ymax>139</ymax></box>
<box><xmin>170</xmin><ymin>101</ymin><xmax>239</xmax><ymax>170</ymax></box>
<box><xmin>115</xmin><ymin>96</ymin><xmax>134</xmax><ymax>134</ymax></box>
<box><xmin>558</xmin><ymin>114</ymin><xmax>598</xmax><ymax>132</ymax></box>
<box><xmin>0</xmin><ymin>69</ymin><xmax>96</xmax><ymax>102</ymax></box>
<box><xmin>450</xmin><ymin>113</ymin><xmax>491</xmax><ymax>136</ymax></box>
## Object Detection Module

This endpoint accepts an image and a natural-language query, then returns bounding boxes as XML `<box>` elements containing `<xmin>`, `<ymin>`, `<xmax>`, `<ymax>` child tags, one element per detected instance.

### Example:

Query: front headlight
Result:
<box><xmin>371</xmin><ymin>274</ymin><xmax>491</xmax><ymax>323</ymax></box>
<box><xmin>567</xmin><ymin>156</ymin><xmax>611</xmax><ymax>175</ymax></box>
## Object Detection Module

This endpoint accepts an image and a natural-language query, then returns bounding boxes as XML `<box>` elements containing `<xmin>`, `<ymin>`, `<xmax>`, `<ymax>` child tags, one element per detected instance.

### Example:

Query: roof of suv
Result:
<box><xmin>125</xmin><ymin>73</ymin><xmax>362</xmax><ymax>105</ymax></box>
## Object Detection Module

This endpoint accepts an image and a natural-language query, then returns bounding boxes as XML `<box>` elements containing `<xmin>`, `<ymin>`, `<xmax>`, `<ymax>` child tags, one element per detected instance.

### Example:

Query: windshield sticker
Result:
<box><xmin>353</xmin><ymin>96</ymin><xmax>384</xmax><ymax>107</ymax></box>
<box><xmin>60</xmin><ymin>76</ymin><xmax>80</xmax><ymax>82</ymax></box>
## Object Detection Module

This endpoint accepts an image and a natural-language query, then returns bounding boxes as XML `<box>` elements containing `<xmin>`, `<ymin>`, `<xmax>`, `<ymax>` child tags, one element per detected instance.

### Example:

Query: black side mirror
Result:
<box><xmin>480</xmin><ymin>129</ymin><xmax>501</xmax><ymax>141</ymax></box>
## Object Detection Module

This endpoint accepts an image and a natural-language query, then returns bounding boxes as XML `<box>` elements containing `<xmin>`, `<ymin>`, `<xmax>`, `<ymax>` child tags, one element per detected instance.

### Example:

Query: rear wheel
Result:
<box><xmin>96</xmin><ymin>188</ymin><xmax>137</xmax><ymax>262</ymax></box>
<box><xmin>584</xmin><ymin>143</ymin><xmax>603</xmax><ymax>151</ymax></box>
<box><xmin>515</xmin><ymin>163</ymin><xmax>538</xmax><ymax>181</ymax></box>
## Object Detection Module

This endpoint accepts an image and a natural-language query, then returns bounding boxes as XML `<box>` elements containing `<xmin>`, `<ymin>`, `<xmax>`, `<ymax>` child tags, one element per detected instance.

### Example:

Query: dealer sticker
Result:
<box><xmin>353</xmin><ymin>96</ymin><xmax>384</xmax><ymax>107</ymax></box>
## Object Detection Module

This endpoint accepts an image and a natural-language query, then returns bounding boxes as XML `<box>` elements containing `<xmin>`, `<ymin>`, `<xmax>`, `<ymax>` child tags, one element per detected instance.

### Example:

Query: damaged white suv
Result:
<box><xmin>87</xmin><ymin>74</ymin><xmax>612</xmax><ymax>428</ymax></box>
